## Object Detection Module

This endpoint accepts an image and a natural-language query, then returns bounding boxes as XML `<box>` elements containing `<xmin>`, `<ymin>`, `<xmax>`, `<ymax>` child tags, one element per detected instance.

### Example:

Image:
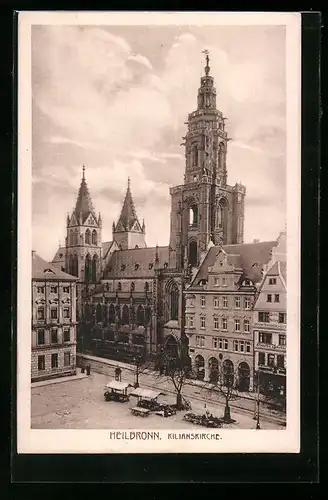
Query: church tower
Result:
<box><xmin>112</xmin><ymin>178</ymin><xmax>147</xmax><ymax>250</ymax></box>
<box><xmin>65</xmin><ymin>166</ymin><xmax>103</xmax><ymax>283</ymax></box>
<box><xmin>169</xmin><ymin>52</ymin><xmax>246</xmax><ymax>271</ymax></box>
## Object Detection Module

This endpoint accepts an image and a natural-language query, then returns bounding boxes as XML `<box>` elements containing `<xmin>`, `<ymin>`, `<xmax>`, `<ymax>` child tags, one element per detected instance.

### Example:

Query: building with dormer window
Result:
<box><xmin>253</xmin><ymin>231</ymin><xmax>287</xmax><ymax>398</ymax></box>
<box><xmin>184</xmin><ymin>240</ymin><xmax>278</xmax><ymax>391</ymax></box>
<box><xmin>32</xmin><ymin>251</ymin><xmax>78</xmax><ymax>381</ymax></box>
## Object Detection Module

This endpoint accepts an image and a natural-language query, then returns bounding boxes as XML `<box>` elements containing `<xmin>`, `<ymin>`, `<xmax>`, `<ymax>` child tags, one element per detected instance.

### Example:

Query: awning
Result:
<box><xmin>105</xmin><ymin>381</ymin><xmax>131</xmax><ymax>391</ymax></box>
<box><xmin>130</xmin><ymin>388</ymin><xmax>163</xmax><ymax>399</ymax></box>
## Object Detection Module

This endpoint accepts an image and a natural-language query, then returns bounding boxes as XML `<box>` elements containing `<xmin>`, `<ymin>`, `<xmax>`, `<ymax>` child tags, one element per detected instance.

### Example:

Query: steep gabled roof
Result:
<box><xmin>102</xmin><ymin>241</ymin><xmax>113</xmax><ymax>260</ymax></box>
<box><xmin>104</xmin><ymin>246</ymin><xmax>169</xmax><ymax>278</ymax></box>
<box><xmin>32</xmin><ymin>252</ymin><xmax>77</xmax><ymax>281</ymax></box>
<box><xmin>193</xmin><ymin>241</ymin><xmax>277</xmax><ymax>286</ymax></box>
<box><xmin>73</xmin><ymin>166</ymin><xmax>97</xmax><ymax>224</ymax></box>
<box><xmin>114</xmin><ymin>178</ymin><xmax>142</xmax><ymax>233</ymax></box>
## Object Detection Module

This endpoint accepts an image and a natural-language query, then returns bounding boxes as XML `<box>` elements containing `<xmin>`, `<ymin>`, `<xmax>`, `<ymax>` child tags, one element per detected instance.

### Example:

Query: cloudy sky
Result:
<box><xmin>32</xmin><ymin>24</ymin><xmax>286</xmax><ymax>262</ymax></box>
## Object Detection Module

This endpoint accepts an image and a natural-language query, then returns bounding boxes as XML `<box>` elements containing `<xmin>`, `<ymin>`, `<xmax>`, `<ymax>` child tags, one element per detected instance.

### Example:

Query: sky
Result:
<box><xmin>32</xmin><ymin>24</ymin><xmax>286</xmax><ymax>262</ymax></box>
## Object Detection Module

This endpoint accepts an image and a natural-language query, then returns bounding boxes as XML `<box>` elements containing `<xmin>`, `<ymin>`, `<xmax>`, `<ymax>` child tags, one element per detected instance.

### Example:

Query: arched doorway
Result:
<box><xmin>223</xmin><ymin>359</ymin><xmax>234</xmax><ymax>387</ymax></box>
<box><xmin>209</xmin><ymin>357</ymin><xmax>219</xmax><ymax>383</ymax></box>
<box><xmin>238</xmin><ymin>362</ymin><xmax>250</xmax><ymax>392</ymax></box>
<box><xmin>188</xmin><ymin>240</ymin><xmax>198</xmax><ymax>267</ymax></box>
<box><xmin>195</xmin><ymin>355</ymin><xmax>205</xmax><ymax>380</ymax></box>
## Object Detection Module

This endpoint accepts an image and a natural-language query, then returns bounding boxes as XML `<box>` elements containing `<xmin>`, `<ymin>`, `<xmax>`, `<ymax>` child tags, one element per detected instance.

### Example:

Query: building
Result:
<box><xmin>253</xmin><ymin>231</ymin><xmax>287</xmax><ymax>398</ymax></box>
<box><xmin>184</xmin><ymin>239</ymin><xmax>278</xmax><ymax>391</ymax></box>
<box><xmin>51</xmin><ymin>54</ymin><xmax>246</xmax><ymax>362</ymax></box>
<box><xmin>32</xmin><ymin>251</ymin><xmax>78</xmax><ymax>381</ymax></box>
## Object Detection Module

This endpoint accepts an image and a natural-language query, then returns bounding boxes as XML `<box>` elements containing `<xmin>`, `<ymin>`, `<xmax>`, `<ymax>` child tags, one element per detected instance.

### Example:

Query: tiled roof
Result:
<box><xmin>52</xmin><ymin>246</ymin><xmax>65</xmax><ymax>264</ymax></box>
<box><xmin>194</xmin><ymin>241</ymin><xmax>277</xmax><ymax>285</ymax></box>
<box><xmin>32</xmin><ymin>252</ymin><xmax>77</xmax><ymax>281</ymax></box>
<box><xmin>102</xmin><ymin>241</ymin><xmax>113</xmax><ymax>260</ymax></box>
<box><xmin>280</xmin><ymin>261</ymin><xmax>287</xmax><ymax>283</ymax></box>
<box><xmin>104</xmin><ymin>246</ymin><xmax>169</xmax><ymax>278</ymax></box>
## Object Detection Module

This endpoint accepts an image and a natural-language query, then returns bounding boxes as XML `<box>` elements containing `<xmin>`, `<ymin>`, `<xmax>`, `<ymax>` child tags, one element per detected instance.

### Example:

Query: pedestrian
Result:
<box><xmin>115</xmin><ymin>366</ymin><xmax>122</xmax><ymax>382</ymax></box>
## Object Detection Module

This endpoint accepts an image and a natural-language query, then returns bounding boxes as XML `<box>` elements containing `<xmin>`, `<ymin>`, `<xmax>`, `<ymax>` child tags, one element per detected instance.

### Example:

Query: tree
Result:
<box><xmin>157</xmin><ymin>338</ymin><xmax>192</xmax><ymax>410</ymax></box>
<box><xmin>132</xmin><ymin>355</ymin><xmax>153</xmax><ymax>388</ymax></box>
<box><xmin>202</xmin><ymin>360</ymin><xmax>238</xmax><ymax>423</ymax></box>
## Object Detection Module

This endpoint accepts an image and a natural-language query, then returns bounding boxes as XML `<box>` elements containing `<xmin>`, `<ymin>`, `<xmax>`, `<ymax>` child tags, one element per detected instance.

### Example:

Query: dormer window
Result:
<box><xmin>243</xmin><ymin>279</ymin><xmax>251</xmax><ymax>286</ymax></box>
<box><xmin>148</xmin><ymin>263</ymin><xmax>153</xmax><ymax>270</ymax></box>
<box><xmin>121</xmin><ymin>264</ymin><xmax>126</xmax><ymax>271</ymax></box>
<box><xmin>269</xmin><ymin>278</ymin><xmax>277</xmax><ymax>285</ymax></box>
<box><xmin>134</xmin><ymin>263</ymin><xmax>139</xmax><ymax>270</ymax></box>
<box><xmin>44</xmin><ymin>268</ymin><xmax>55</xmax><ymax>275</ymax></box>
<box><xmin>59</xmin><ymin>253</ymin><xmax>63</xmax><ymax>259</ymax></box>
<box><xmin>117</xmin><ymin>282</ymin><xmax>122</xmax><ymax>291</ymax></box>
<box><xmin>164</xmin><ymin>262</ymin><xmax>168</xmax><ymax>269</ymax></box>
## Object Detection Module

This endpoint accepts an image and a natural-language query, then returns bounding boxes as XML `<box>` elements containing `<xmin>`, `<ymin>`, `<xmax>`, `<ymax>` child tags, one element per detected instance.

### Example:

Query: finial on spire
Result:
<box><xmin>82</xmin><ymin>165</ymin><xmax>86</xmax><ymax>180</ymax></box>
<box><xmin>202</xmin><ymin>49</ymin><xmax>210</xmax><ymax>76</ymax></box>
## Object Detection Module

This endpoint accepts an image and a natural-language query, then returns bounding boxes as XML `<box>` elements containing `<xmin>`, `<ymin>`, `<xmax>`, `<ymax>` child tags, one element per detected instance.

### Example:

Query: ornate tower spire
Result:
<box><xmin>113</xmin><ymin>178</ymin><xmax>147</xmax><ymax>250</ymax></box>
<box><xmin>73</xmin><ymin>165</ymin><xmax>97</xmax><ymax>224</ymax></box>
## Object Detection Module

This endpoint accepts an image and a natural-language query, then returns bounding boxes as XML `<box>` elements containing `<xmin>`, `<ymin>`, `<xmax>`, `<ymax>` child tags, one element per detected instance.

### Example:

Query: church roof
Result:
<box><xmin>102</xmin><ymin>241</ymin><xmax>114</xmax><ymax>260</ymax></box>
<box><xmin>32</xmin><ymin>252</ymin><xmax>77</xmax><ymax>281</ymax></box>
<box><xmin>193</xmin><ymin>241</ymin><xmax>277</xmax><ymax>286</ymax></box>
<box><xmin>73</xmin><ymin>166</ymin><xmax>97</xmax><ymax>223</ymax></box>
<box><xmin>104</xmin><ymin>246</ymin><xmax>169</xmax><ymax>278</ymax></box>
<box><xmin>114</xmin><ymin>178</ymin><xmax>141</xmax><ymax>232</ymax></box>
<box><xmin>52</xmin><ymin>246</ymin><xmax>65</xmax><ymax>264</ymax></box>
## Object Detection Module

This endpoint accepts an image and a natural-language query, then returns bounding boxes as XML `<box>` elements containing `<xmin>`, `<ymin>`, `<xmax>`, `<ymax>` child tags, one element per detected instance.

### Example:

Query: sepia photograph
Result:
<box><xmin>17</xmin><ymin>11</ymin><xmax>301</xmax><ymax>454</ymax></box>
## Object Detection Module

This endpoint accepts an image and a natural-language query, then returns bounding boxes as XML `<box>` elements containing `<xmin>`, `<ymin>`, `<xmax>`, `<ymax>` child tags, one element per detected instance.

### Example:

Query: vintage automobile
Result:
<box><xmin>154</xmin><ymin>403</ymin><xmax>177</xmax><ymax>418</ymax></box>
<box><xmin>103</xmin><ymin>381</ymin><xmax>131</xmax><ymax>403</ymax></box>
<box><xmin>183</xmin><ymin>412</ymin><xmax>222</xmax><ymax>428</ymax></box>
<box><xmin>130</xmin><ymin>388</ymin><xmax>164</xmax><ymax>411</ymax></box>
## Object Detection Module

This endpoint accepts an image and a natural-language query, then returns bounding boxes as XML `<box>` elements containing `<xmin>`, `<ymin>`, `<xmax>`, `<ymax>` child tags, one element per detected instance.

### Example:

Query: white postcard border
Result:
<box><xmin>17</xmin><ymin>11</ymin><xmax>301</xmax><ymax>454</ymax></box>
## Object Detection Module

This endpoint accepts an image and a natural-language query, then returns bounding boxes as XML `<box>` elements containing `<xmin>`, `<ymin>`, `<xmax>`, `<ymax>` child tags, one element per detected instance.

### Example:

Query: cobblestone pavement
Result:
<box><xmin>31</xmin><ymin>371</ymin><xmax>283</xmax><ymax>430</ymax></box>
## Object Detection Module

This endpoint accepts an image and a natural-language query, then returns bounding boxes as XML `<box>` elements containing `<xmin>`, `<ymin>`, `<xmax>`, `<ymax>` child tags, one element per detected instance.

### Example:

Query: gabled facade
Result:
<box><xmin>253</xmin><ymin>231</ymin><xmax>287</xmax><ymax>397</ymax></box>
<box><xmin>32</xmin><ymin>251</ymin><xmax>78</xmax><ymax>381</ymax></box>
<box><xmin>184</xmin><ymin>240</ymin><xmax>277</xmax><ymax>391</ymax></box>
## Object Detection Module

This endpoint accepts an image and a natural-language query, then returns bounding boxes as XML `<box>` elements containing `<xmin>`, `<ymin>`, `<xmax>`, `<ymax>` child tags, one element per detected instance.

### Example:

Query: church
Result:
<box><xmin>52</xmin><ymin>54</ymin><xmax>247</xmax><ymax>365</ymax></box>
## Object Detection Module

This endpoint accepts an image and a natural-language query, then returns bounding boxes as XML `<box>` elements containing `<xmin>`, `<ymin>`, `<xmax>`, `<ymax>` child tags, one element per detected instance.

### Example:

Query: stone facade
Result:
<box><xmin>32</xmin><ymin>252</ymin><xmax>78</xmax><ymax>381</ymax></box>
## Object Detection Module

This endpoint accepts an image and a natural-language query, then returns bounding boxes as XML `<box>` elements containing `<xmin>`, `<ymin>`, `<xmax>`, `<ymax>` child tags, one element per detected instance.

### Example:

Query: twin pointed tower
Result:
<box><xmin>65</xmin><ymin>170</ymin><xmax>146</xmax><ymax>285</ymax></box>
<box><xmin>169</xmin><ymin>51</ymin><xmax>246</xmax><ymax>270</ymax></box>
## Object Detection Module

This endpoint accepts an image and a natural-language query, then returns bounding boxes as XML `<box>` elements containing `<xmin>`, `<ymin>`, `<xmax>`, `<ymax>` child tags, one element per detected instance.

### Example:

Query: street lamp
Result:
<box><xmin>133</xmin><ymin>356</ymin><xmax>140</xmax><ymax>388</ymax></box>
<box><xmin>254</xmin><ymin>369</ymin><xmax>261</xmax><ymax>429</ymax></box>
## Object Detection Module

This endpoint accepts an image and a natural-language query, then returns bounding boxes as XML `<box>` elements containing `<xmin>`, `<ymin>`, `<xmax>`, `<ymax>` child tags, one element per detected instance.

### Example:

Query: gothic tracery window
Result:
<box><xmin>85</xmin><ymin>229</ymin><xmax>91</xmax><ymax>245</ymax></box>
<box><xmin>85</xmin><ymin>254</ymin><xmax>91</xmax><ymax>282</ymax></box>
<box><xmin>92</xmin><ymin>254</ymin><xmax>98</xmax><ymax>282</ymax></box>
<box><xmin>92</xmin><ymin>230</ymin><xmax>97</xmax><ymax>245</ymax></box>
<box><xmin>192</xmin><ymin>145</ymin><xmax>198</xmax><ymax>166</ymax></box>
<box><xmin>166</xmin><ymin>281</ymin><xmax>179</xmax><ymax>321</ymax></box>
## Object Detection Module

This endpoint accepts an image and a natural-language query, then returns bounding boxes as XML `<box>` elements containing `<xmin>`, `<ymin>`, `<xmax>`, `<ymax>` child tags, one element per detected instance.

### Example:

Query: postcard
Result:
<box><xmin>17</xmin><ymin>11</ymin><xmax>301</xmax><ymax>454</ymax></box>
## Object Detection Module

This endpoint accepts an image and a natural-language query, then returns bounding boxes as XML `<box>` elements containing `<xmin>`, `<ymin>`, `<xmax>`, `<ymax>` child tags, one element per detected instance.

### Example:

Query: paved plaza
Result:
<box><xmin>31</xmin><ymin>371</ymin><xmax>284</xmax><ymax>430</ymax></box>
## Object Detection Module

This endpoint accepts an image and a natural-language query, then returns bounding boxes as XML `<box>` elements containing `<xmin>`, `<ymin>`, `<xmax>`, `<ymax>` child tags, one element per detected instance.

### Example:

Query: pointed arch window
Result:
<box><xmin>192</xmin><ymin>145</ymin><xmax>198</xmax><ymax>166</ymax></box>
<box><xmin>85</xmin><ymin>229</ymin><xmax>91</xmax><ymax>245</ymax></box>
<box><xmin>218</xmin><ymin>143</ymin><xmax>225</xmax><ymax>170</ymax></box>
<box><xmin>92</xmin><ymin>254</ymin><xmax>98</xmax><ymax>282</ymax></box>
<box><xmin>69</xmin><ymin>230</ymin><xmax>74</xmax><ymax>246</ymax></box>
<box><xmin>136</xmin><ymin>305</ymin><xmax>144</xmax><ymax>326</ymax></box>
<box><xmin>68</xmin><ymin>254</ymin><xmax>74</xmax><ymax>275</ymax></box>
<box><xmin>188</xmin><ymin>240</ymin><xmax>198</xmax><ymax>267</ymax></box>
<box><xmin>71</xmin><ymin>254</ymin><xmax>78</xmax><ymax>277</ymax></box>
<box><xmin>165</xmin><ymin>280</ymin><xmax>179</xmax><ymax>321</ymax></box>
<box><xmin>92</xmin><ymin>230</ymin><xmax>97</xmax><ymax>245</ymax></box>
<box><xmin>189</xmin><ymin>204</ymin><xmax>198</xmax><ymax>226</ymax></box>
<box><xmin>108</xmin><ymin>304</ymin><xmax>115</xmax><ymax>323</ymax></box>
<box><xmin>85</xmin><ymin>254</ymin><xmax>91</xmax><ymax>282</ymax></box>
<box><xmin>122</xmin><ymin>305</ymin><xmax>129</xmax><ymax>326</ymax></box>
<box><xmin>74</xmin><ymin>229</ymin><xmax>79</xmax><ymax>246</ymax></box>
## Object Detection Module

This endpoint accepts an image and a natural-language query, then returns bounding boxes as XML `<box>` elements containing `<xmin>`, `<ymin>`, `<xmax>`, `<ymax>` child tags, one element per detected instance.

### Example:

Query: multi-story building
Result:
<box><xmin>184</xmin><ymin>240</ymin><xmax>278</xmax><ymax>391</ymax></box>
<box><xmin>51</xmin><ymin>53</ymin><xmax>246</xmax><ymax>363</ymax></box>
<box><xmin>32</xmin><ymin>251</ymin><xmax>78</xmax><ymax>381</ymax></box>
<box><xmin>253</xmin><ymin>231</ymin><xmax>287</xmax><ymax>397</ymax></box>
